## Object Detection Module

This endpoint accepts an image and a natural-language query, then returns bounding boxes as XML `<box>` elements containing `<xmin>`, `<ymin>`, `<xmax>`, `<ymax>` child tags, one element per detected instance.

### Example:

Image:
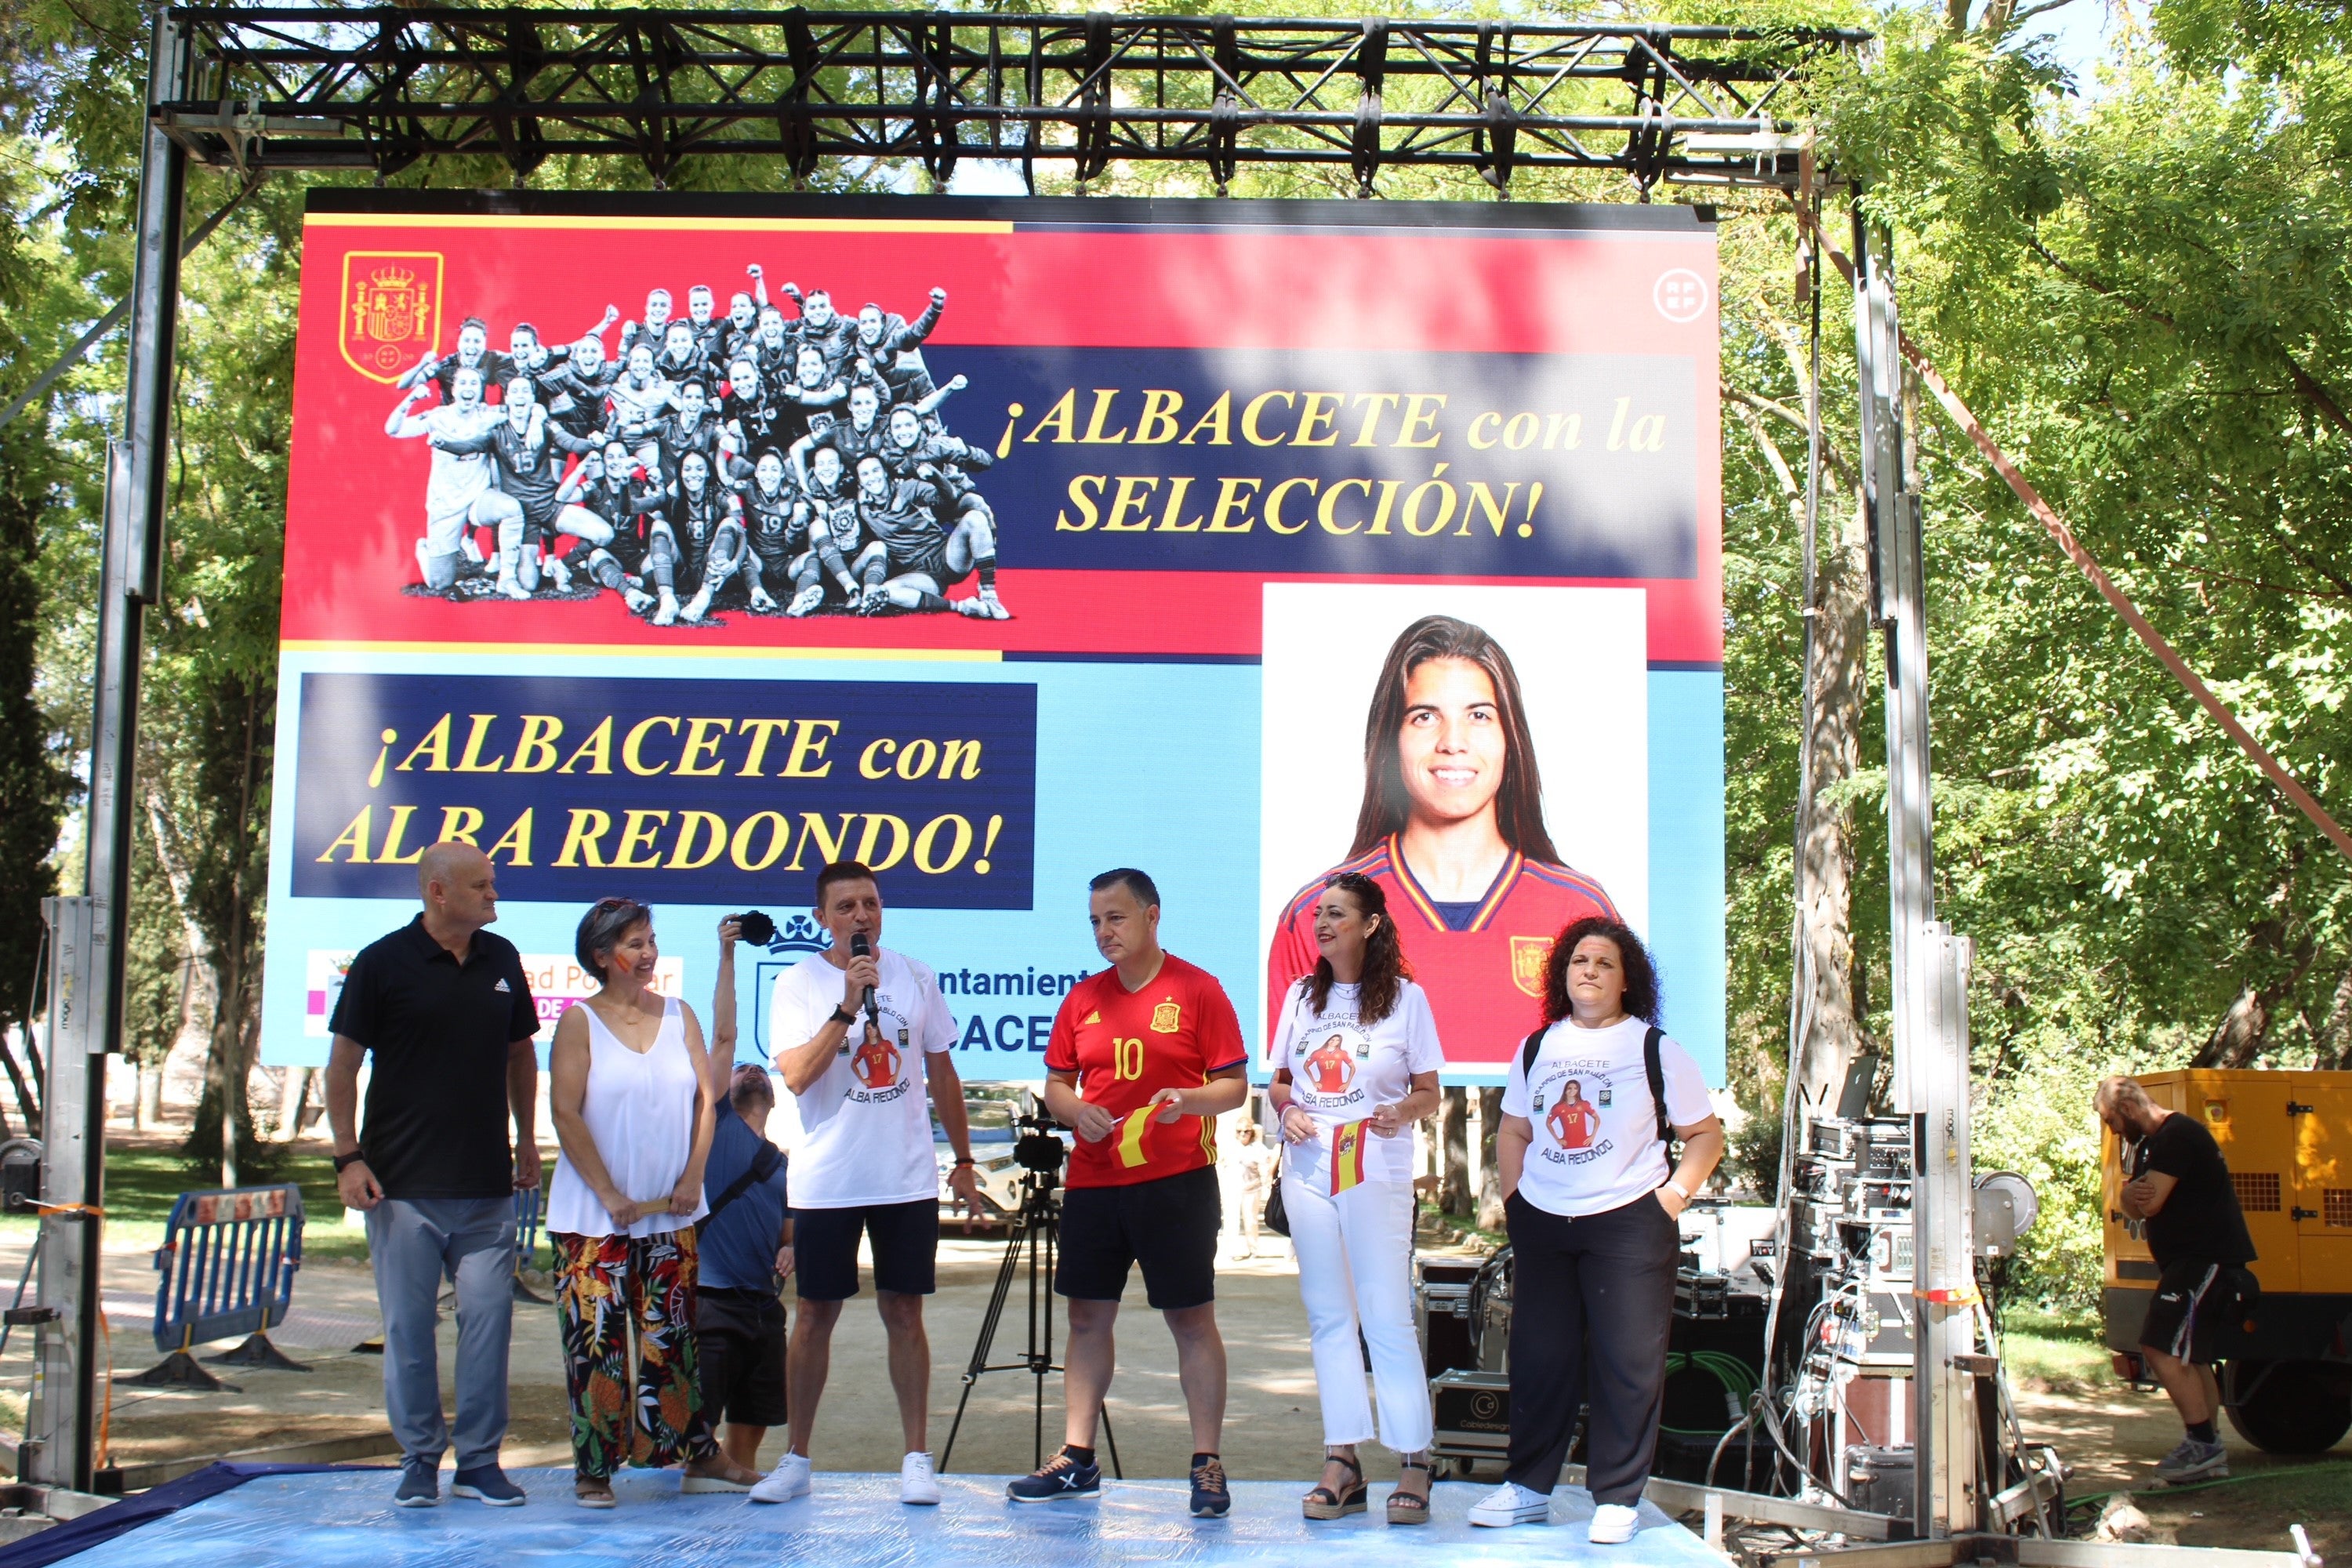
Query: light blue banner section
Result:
<box><xmin>260</xmin><ymin>648</ymin><xmax>1262</xmax><ymax>1080</ymax></box>
<box><xmin>1646</xmin><ymin>668</ymin><xmax>1726</xmax><ymax>1083</ymax></box>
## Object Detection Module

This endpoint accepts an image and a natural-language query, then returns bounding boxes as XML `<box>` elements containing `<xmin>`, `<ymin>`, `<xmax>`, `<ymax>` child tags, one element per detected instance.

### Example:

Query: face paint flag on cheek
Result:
<box><xmin>1116</xmin><ymin>1105</ymin><xmax>1156</xmax><ymax>1169</ymax></box>
<box><xmin>1330</xmin><ymin>1118</ymin><xmax>1370</xmax><ymax>1196</ymax></box>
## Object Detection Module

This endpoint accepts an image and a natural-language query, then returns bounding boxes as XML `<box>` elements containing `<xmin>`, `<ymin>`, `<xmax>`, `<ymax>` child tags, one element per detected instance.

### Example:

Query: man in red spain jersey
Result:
<box><xmin>1269</xmin><ymin>615</ymin><xmax>1620</xmax><ymax>1074</ymax></box>
<box><xmin>1007</xmin><ymin>869</ymin><xmax>1248</xmax><ymax>1518</ymax></box>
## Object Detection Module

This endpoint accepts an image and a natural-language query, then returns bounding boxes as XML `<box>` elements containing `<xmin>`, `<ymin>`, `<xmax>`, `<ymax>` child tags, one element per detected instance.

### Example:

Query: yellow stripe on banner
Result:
<box><xmin>305</xmin><ymin>214</ymin><xmax>1015</xmax><ymax>235</ymax></box>
<box><xmin>1117</xmin><ymin>1108</ymin><xmax>1154</xmax><ymax>1170</ymax></box>
<box><xmin>281</xmin><ymin>640</ymin><xmax>1003</xmax><ymax>663</ymax></box>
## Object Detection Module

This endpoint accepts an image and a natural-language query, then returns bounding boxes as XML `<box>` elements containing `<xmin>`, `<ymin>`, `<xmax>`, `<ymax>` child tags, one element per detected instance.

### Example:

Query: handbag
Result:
<box><xmin>1262</xmin><ymin>1154</ymin><xmax>1290</xmax><ymax>1237</ymax></box>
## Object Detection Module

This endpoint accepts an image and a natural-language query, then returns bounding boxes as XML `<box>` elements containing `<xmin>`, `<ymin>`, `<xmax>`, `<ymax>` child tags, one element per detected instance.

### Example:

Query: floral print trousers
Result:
<box><xmin>553</xmin><ymin>1227</ymin><xmax>718</xmax><ymax>1478</ymax></box>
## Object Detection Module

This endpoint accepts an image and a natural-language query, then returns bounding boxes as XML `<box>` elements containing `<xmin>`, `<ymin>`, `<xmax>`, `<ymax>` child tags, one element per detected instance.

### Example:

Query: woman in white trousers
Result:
<box><xmin>1269</xmin><ymin>872</ymin><xmax>1443</xmax><ymax>1525</ymax></box>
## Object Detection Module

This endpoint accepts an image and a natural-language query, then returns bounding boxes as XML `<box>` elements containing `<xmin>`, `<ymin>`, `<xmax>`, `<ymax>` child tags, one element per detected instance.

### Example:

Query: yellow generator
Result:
<box><xmin>2102</xmin><ymin>1068</ymin><xmax>2352</xmax><ymax>1454</ymax></box>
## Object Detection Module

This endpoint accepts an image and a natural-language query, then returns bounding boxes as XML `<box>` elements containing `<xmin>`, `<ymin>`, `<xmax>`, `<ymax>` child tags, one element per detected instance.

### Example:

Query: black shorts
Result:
<box><xmin>2139</xmin><ymin>1258</ymin><xmax>2251</xmax><ymax>1366</ymax></box>
<box><xmin>792</xmin><ymin>1199</ymin><xmax>938</xmax><ymax>1301</ymax></box>
<box><xmin>695</xmin><ymin>1287</ymin><xmax>788</xmax><ymax>1428</ymax></box>
<box><xmin>1055</xmin><ymin>1165</ymin><xmax>1219</xmax><ymax>1310</ymax></box>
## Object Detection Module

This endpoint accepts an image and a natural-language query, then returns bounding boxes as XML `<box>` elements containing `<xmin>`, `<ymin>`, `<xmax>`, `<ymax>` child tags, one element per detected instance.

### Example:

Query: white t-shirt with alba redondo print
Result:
<box><xmin>1502</xmin><ymin>1013</ymin><xmax>1711</xmax><ymax>1218</ymax></box>
<box><xmin>1273</xmin><ymin>978</ymin><xmax>1445</xmax><ymax>1187</ymax></box>
<box><xmin>768</xmin><ymin>946</ymin><xmax>958</xmax><ymax>1210</ymax></box>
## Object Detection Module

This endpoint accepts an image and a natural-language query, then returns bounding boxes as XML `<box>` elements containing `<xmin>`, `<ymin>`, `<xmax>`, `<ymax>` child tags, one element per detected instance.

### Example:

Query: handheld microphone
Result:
<box><xmin>851</xmin><ymin>931</ymin><xmax>878</xmax><ymax>1025</ymax></box>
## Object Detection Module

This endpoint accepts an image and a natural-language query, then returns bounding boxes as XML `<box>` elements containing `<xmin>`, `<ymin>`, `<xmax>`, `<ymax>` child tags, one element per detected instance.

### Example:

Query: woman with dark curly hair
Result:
<box><xmin>1469</xmin><ymin>916</ymin><xmax>1724</xmax><ymax>1542</ymax></box>
<box><xmin>1266</xmin><ymin>873</ymin><xmax>1444</xmax><ymax>1525</ymax></box>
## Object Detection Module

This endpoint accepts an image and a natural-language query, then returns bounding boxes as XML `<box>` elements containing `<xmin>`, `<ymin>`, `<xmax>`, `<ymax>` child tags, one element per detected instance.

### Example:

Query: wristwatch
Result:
<box><xmin>332</xmin><ymin>1149</ymin><xmax>367</xmax><ymax>1173</ymax></box>
<box><xmin>1662</xmin><ymin>1179</ymin><xmax>1692</xmax><ymax>1204</ymax></box>
<box><xmin>828</xmin><ymin>1005</ymin><xmax>856</xmax><ymax>1027</ymax></box>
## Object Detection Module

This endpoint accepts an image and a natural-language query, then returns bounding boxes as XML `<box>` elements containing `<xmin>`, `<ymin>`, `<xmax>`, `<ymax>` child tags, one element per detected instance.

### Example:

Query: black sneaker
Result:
<box><xmin>452</xmin><ymin>1464</ymin><xmax>527</xmax><ymax>1506</ymax></box>
<box><xmin>393</xmin><ymin>1460</ymin><xmax>441</xmax><ymax>1508</ymax></box>
<box><xmin>1007</xmin><ymin>1448</ymin><xmax>1102</xmax><ymax>1503</ymax></box>
<box><xmin>1189</xmin><ymin>1455</ymin><xmax>1231</xmax><ymax>1518</ymax></box>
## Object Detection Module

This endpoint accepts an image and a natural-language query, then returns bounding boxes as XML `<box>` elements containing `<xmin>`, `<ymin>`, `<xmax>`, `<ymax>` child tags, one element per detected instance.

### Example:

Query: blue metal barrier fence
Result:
<box><xmin>125</xmin><ymin>1184</ymin><xmax>308</xmax><ymax>1390</ymax></box>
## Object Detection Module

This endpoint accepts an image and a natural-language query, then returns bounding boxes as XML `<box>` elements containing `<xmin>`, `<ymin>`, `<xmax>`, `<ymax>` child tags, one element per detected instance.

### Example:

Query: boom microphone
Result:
<box><xmin>851</xmin><ymin>931</ymin><xmax>879</xmax><ymax>1026</ymax></box>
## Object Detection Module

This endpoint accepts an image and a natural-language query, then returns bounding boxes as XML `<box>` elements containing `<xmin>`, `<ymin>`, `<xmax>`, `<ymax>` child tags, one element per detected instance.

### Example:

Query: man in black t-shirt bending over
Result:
<box><xmin>2096</xmin><ymin>1075</ymin><xmax>2259</xmax><ymax>1485</ymax></box>
<box><xmin>326</xmin><ymin>842</ymin><xmax>543</xmax><ymax>1509</ymax></box>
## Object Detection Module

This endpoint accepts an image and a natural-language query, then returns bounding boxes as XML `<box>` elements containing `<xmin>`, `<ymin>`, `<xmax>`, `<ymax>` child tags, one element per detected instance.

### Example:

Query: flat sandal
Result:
<box><xmin>1387</xmin><ymin>1457</ymin><xmax>1433</xmax><ymax>1526</ymax></box>
<box><xmin>1303</xmin><ymin>1450</ymin><xmax>1368</xmax><ymax>1519</ymax></box>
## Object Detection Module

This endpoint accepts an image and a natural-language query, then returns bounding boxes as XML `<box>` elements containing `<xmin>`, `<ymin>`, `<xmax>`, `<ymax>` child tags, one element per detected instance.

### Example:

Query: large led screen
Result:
<box><xmin>261</xmin><ymin>191</ymin><xmax>1724</xmax><ymax>1083</ymax></box>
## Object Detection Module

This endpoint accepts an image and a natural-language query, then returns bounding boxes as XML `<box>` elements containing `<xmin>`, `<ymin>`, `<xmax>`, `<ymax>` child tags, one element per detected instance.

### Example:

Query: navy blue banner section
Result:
<box><xmin>933</xmin><ymin>347</ymin><xmax>1697</xmax><ymax>579</ymax></box>
<box><xmin>292</xmin><ymin>673</ymin><xmax>1037</xmax><ymax>907</ymax></box>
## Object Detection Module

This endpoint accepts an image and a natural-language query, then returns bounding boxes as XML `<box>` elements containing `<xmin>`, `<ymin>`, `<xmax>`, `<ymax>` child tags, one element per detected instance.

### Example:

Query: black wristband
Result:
<box><xmin>332</xmin><ymin>1149</ymin><xmax>367</xmax><ymax>1173</ymax></box>
<box><xmin>829</xmin><ymin>1006</ymin><xmax>856</xmax><ymax>1027</ymax></box>
<box><xmin>954</xmin><ymin>1157</ymin><xmax>975</xmax><ymax>1167</ymax></box>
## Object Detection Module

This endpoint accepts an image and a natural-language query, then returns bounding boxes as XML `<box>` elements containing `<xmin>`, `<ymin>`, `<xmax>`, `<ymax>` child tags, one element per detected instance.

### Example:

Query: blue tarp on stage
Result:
<box><xmin>41</xmin><ymin>1468</ymin><xmax>1727</xmax><ymax>1566</ymax></box>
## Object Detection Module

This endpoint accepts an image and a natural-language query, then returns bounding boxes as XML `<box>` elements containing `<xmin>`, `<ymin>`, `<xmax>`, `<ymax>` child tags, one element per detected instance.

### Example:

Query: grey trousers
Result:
<box><xmin>365</xmin><ymin>1196</ymin><xmax>517</xmax><ymax>1471</ymax></box>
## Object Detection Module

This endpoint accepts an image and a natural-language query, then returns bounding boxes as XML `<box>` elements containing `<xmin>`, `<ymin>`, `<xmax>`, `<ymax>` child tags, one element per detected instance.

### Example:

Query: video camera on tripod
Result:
<box><xmin>1011</xmin><ymin>1109</ymin><xmax>1066</xmax><ymax>1185</ymax></box>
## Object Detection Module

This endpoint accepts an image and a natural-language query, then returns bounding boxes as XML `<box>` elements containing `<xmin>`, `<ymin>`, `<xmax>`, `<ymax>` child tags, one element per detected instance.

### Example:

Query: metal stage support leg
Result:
<box><xmin>939</xmin><ymin>1181</ymin><xmax>1118</xmax><ymax>1479</ymax></box>
<box><xmin>30</xmin><ymin>13</ymin><xmax>191</xmax><ymax>1494</ymax></box>
<box><xmin>1851</xmin><ymin>201</ymin><xmax>1980</xmax><ymax>1537</ymax></box>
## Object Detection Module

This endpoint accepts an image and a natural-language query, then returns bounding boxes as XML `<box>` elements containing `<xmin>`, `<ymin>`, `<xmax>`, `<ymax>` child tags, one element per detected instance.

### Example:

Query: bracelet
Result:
<box><xmin>953</xmin><ymin>1158</ymin><xmax>975</xmax><ymax>1167</ymax></box>
<box><xmin>332</xmin><ymin>1149</ymin><xmax>366</xmax><ymax>1174</ymax></box>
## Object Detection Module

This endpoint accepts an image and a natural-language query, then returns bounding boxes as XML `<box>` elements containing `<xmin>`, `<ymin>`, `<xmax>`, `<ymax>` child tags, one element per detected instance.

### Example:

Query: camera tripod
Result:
<box><xmin>938</xmin><ymin>1163</ymin><xmax>1121</xmax><ymax>1477</ymax></box>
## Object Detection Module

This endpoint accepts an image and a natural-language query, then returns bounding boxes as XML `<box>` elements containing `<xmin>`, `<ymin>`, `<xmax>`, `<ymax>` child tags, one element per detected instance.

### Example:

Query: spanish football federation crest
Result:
<box><xmin>1150</xmin><ymin>1000</ymin><xmax>1182</xmax><ymax>1033</ymax></box>
<box><xmin>341</xmin><ymin>251</ymin><xmax>442</xmax><ymax>383</ymax></box>
<box><xmin>1511</xmin><ymin>936</ymin><xmax>1553</xmax><ymax>998</ymax></box>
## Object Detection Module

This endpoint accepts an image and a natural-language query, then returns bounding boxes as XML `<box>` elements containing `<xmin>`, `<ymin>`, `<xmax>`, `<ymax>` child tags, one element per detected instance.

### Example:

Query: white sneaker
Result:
<box><xmin>900</xmin><ymin>1450</ymin><xmax>941</xmax><ymax>1506</ymax></box>
<box><xmin>1588</xmin><ymin>1503</ymin><xmax>1641</xmax><ymax>1544</ymax></box>
<box><xmin>749</xmin><ymin>1452</ymin><xmax>811</xmax><ymax>1504</ymax></box>
<box><xmin>1468</xmin><ymin>1480</ymin><xmax>1552</xmax><ymax>1527</ymax></box>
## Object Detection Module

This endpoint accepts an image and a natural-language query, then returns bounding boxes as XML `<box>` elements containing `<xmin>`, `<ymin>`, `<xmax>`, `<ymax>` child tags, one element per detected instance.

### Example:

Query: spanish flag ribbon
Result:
<box><xmin>1330</xmin><ymin>1119</ymin><xmax>1370</xmax><ymax>1196</ymax></box>
<box><xmin>1116</xmin><ymin>1106</ymin><xmax>1156</xmax><ymax>1169</ymax></box>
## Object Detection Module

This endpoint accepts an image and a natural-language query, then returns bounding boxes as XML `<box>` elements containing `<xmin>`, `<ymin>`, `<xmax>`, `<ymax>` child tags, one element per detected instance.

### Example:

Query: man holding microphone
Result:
<box><xmin>750</xmin><ymin>860</ymin><xmax>982</xmax><ymax>1508</ymax></box>
<box><xmin>1007</xmin><ymin>869</ymin><xmax>1250</xmax><ymax>1517</ymax></box>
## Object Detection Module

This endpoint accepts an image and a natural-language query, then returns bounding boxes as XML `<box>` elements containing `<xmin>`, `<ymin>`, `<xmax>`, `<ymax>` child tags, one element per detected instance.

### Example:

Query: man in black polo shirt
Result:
<box><xmin>326</xmin><ymin>842</ymin><xmax>542</xmax><ymax>1509</ymax></box>
<box><xmin>2096</xmin><ymin>1075</ymin><xmax>2259</xmax><ymax>1484</ymax></box>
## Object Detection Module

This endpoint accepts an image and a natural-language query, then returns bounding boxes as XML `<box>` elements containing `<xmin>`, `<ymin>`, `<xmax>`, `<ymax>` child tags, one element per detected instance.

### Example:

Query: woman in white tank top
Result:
<box><xmin>546</xmin><ymin>897</ymin><xmax>763</xmax><ymax>1507</ymax></box>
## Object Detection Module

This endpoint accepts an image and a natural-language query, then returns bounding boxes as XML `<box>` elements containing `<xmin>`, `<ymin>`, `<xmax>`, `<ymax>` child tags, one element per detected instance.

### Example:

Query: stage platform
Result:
<box><xmin>52</xmin><ymin>1468</ymin><xmax>1726</xmax><ymax>1566</ymax></box>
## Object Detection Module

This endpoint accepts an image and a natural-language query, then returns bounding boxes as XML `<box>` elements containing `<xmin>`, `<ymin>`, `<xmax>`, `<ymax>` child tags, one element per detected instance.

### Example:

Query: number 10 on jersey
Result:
<box><xmin>1110</xmin><ymin>1036</ymin><xmax>1146</xmax><ymax>1081</ymax></box>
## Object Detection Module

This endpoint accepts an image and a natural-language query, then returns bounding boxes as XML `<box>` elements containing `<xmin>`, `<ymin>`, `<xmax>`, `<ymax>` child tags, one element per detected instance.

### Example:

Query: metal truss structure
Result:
<box><xmin>158</xmin><ymin>7</ymin><xmax>1860</xmax><ymax>192</ymax></box>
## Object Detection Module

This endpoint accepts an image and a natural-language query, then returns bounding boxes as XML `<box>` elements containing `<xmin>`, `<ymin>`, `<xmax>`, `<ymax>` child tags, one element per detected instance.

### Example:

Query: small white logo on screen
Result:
<box><xmin>1653</xmin><ymin>269</ymin><xmax>1709</xmax><ymax>324</ymax></box>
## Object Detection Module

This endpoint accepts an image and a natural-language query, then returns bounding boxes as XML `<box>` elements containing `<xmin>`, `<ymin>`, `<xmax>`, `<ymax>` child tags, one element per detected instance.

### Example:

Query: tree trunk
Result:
<box><xmin>1439</xmin><ymin>1087</ymin><xmax>1471</xmax><ymax>1217</ymax></box>
<box><xmin>1791</xmin><ymin>493</ymin><xmax>1875</xmax><ymax>1115</ymax></box>
<box><xmin>2317</xmin><ymin>965</ymin><xmax>2352</xmax><ymax>1070</ymax></box>
<box><xmin>0</xmin><ymin>1024</ymin><xmax>34</xmax><ymax>1137</ymax></box>
<box><xmin>274</xmin><ymin>1065</ymin><xmax>312</xmax><ymax>1142</ymax></box>
<box><xmin>2194</xmin><ymin>987</ymin><xmax>2269</xmax><ymax>1069</ymax></box>
<box><xmin>1475</xmin><ymin>1087</ymin><xmax>1505</xmax><ymax>1229</ymax></box>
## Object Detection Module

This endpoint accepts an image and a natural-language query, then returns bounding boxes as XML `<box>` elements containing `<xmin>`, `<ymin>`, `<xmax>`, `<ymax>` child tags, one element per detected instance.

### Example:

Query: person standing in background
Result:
<box><xmin>325</xmin><ymin>841</ymin><xmax>541</xmax><ymax>1510</ymax></box>
<box><xmin>2096</xmin><ymin>1075</ymin><xmax>2259</xmax><ymax>1483</ymax></box>
<box><xmin>1221</xmin><ymin>1123</ymin><xmax>1272</xmax><ymax>1262</ymax></box>
<box><xmin>695</xmin><ymin>915</ymin><xmax>795</xmax><ymax>1475</ymax></box>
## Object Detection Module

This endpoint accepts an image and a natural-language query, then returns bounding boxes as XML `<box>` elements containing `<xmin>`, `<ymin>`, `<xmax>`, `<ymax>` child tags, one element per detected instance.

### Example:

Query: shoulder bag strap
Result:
<box><xmin>1645</xmin><ymin>1025</ymin><xmax>1675</xmax><ymax>1149</ymax></box>
<box><xmin>695</xmin><ymin>1140</ymin><xmax>783</xmax><ymax>1238</ymax></box>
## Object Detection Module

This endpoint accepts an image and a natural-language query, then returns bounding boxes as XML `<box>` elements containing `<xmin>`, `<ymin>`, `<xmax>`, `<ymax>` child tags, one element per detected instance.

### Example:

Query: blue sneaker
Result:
<box><xmin>452</xmin><ymin>1465</ymin><xmax>528</xmax><ymax>1506</ymax></box>
<box><xmin>393</xmin><ymin>1460</ymin><xmax>441</xmax><ymax>1508</ymax></box>
<box><xmin>1007</xmin><ymin>1448</ymin><xmax>1102</xmax><ymax>1503</ymax></box>
<box><xmin>1189</xmin><ymin>1455</ymin><xmax>1231</xmax><ymax>1518</ymax></box>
